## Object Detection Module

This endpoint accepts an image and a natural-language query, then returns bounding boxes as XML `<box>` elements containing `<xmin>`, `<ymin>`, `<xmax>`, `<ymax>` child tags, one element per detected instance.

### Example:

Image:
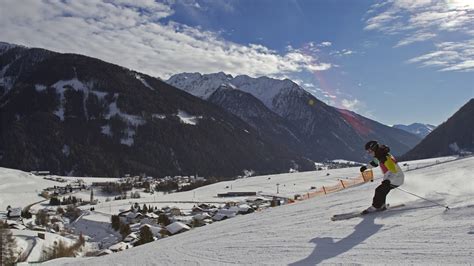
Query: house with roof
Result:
<box><xmin>120</xmin><ymin>211</ymin><xmax>142</xmax><ymax>224</ymax></box>
<box><xmin>193</xmin><ymin>213</ymin><xmax>211</xmax><ymax>221</ymax></box>
<box><xmin>97</xmin><ymin>249</ymin><xmax>113</xmax><ymax>256</ymax></box>
<box><xmin>140</xmin><ymin>224</ymin><xmax>163</xmax><ymax>238</ymax></box>
<box><xmin>145</xmin><ymin>212</ymin><xmax>159</xmax><ymax>219</ymax></box>
<box><xmin>6</xmin><ymin>207</ymin><xmax>21</xmax><ymax>218</ymax></box>
<box><xmin>165</xmin><ymin>222</ymin><xmax>190</xmax><ymax>235</ymax></box>
<box><xmin>172</xmin><ymin>215</ymin><xmax>193</xmax><ymax>226</ymax></box>
<box><xmin>191</xmin><ymin>205</ymin><xmax>204</xmax><ymax>214</ymax></box>
<box><xmin>195</xmin><ymin>203</ymin><xmax>218</xmax><ymax>214</ymax></box>
<box><xmin>130</xmin><ymin>223</ymin><xmax>142</xmax><ymax>232</ymax></box>
<box><xmin>123</xmin><ymin>232</ymin><xmax>139</xmax><ymax>244</ymax></box>
<box><xmin>6</xmin><ymin>220</ymin><xmax>26</xmax><ymax>230</ymax></box>
<box><xmin>212</xmin><ymin>208</ymin><xmax>237</xmax><ymax>221</ymax></box>
<box><xmin>109</xmin><ymin>242</ymin><xmax>132</xmax><ymax>252</ymax></box>
<box><xmin>236</xmin><ymin>204</ymin><xmax>254</xmax><ymax>214</ymax></box>
<box><xmin>139</xmin><ymin>217</ymin><xmax>158</xmax><ymax>227</ymax></box>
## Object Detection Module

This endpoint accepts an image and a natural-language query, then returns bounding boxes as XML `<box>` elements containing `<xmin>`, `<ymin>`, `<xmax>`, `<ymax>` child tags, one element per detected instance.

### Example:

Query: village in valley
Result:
<box><xmin>1</xmin><ymin>167</ymin><xmax>312</xmax><ymax>262</ymax></box>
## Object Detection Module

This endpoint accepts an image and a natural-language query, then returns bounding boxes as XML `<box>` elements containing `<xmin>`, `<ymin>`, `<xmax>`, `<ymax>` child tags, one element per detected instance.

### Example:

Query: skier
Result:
<box><xmin>360</xmin><ymin>140</ymin><xmax>404</xmax><ymax>214</ymax></box>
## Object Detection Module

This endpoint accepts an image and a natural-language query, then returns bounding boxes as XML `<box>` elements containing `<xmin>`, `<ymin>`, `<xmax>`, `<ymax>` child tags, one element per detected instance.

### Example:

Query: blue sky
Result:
<box><xmin>1</xmin><ymin>0</ymin><xmax>473</xmax><ymax>126</ymax></box>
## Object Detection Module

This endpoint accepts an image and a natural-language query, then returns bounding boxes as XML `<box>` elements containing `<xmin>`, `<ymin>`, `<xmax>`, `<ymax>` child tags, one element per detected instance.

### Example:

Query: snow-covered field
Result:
<box><xmin>41</xmin><ymin>155</ymin><xmax>473</xmax><ymax>265</ymax></box>
<box><xmin>12</xmin><ymin>230</ymin><xmax>77</xmax><ymax>263</ymax></box>
<box><xmin>0</xmin><ymin>168</ymin><xmax>58</xmax><ymax>210</ymax></box>
<box><xmin>0</xmin><ymin>168</ymin><xmax>120</xmax><ymax>211</ymax></box>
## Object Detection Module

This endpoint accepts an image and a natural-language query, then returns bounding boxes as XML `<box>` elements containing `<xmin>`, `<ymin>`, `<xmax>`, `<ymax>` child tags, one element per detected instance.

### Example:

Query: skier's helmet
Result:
<box><xmin>365</xmin><ymin>140</ymin><xmax>378</xmax><ymax>151</ymax></box>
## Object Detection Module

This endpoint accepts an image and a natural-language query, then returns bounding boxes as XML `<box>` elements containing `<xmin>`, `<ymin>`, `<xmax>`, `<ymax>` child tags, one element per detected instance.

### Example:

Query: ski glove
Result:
<box><xmin>360</xmin><ymin>166</ymin><xmax>367</xmax><ymax>172</ymax></box>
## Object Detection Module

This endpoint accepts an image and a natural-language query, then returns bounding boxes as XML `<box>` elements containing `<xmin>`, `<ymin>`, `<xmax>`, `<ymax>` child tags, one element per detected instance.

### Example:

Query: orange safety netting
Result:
<box><xmin>296</xmin><ymin>169</ymin><xmax>373</xmax><ymax>201</ymax></box>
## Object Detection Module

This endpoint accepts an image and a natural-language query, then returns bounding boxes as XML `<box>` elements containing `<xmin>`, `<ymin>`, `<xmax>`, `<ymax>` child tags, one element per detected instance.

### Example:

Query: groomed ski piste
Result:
<box><xmin>40</xmin><ymin>155</ymin><xmax>474</xmax><ymax>265</ymax></box>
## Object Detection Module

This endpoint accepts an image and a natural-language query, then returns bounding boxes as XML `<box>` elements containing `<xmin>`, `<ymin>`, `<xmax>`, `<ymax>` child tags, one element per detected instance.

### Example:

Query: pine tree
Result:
<box><xmin>78</xmin><ymin>233</ymin><xmax>85</xmax><ymax>246</ymax></box>
<box><xmin>111</xmin><ymin>215</ymin><xmax>120</xmax><ymax>231</ymax></box>
<box><xmin>135</xmin><ymin>226</ymin><xmax>154</xmax><ymax>246</ymax></box>
<box><xmin>191</xmin><ymin>218</ymin><xmax>202</xmax><ymax>228</ymax></box>
<box><xmin>35</xmin><ymin>210</ymin><xmax>50</xmax><ymax>226</ymax></box>
<box><xmin>119</xmin><ymin>223</ymin><xmax>131</xmax><ymax>240</ymax></box>
<box><xmin>0</xmin><ymin>221</ymin><xmax>17</xmax><ymax>266</ymax></box>
<box><xmin>158</xmin><ymin>214</ymin><xmax>171</xmax><ymax>226</ymax></box>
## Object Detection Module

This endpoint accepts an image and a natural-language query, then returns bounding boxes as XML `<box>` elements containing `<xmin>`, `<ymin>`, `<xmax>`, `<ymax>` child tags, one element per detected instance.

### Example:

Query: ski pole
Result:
<box><xmin>395</xmin><ymin>187</ymin><xmax>450</xmax><ymax>210</ymax></box>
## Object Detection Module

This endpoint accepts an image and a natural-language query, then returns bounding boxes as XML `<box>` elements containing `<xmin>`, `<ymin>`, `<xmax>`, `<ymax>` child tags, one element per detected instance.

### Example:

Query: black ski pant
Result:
<box><xmin>372</xmin><ymin>180</ymin><xmax>397</xmax><ymax>208</ymax></box>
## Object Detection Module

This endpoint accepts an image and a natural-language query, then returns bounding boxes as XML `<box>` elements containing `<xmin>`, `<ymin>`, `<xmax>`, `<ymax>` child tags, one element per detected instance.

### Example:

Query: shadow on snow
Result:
<box><xmin>290</xmin><ymin>215</ymin><xmax>382</xmax><ymax>265</ymax></box>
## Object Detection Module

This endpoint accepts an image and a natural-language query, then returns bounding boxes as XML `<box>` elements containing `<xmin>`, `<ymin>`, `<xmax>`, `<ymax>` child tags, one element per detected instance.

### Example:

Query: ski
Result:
<box><xmin>331</xmin><ymin>204</ymin><xmax>405</xmax><ymax>221</ymax></box>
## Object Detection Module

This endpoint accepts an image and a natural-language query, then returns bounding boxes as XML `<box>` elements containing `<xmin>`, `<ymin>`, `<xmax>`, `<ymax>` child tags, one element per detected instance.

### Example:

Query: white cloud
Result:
<box><xmin>365</xmin><ymin>0</ymin><xmax>474</xmax><ymax>72</ymax></box>
<box><xmin>406</xmin><ymin>39</ymin><xmax>474</xmax><ymax>71</ymax></box>
<box><xmin>0</xmin><ymin>0</ymin><xmax>330</xmax><ymax>79</ymax></box>
<box><xmin>317</xmin><ymin>41</ymin><xmax>332</xmax><ymax>47</ymax></box>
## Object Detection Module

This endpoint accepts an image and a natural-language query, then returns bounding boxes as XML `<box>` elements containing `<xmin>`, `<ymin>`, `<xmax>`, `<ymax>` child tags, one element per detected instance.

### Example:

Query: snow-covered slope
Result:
<box><xmin>13</xmin><ymin>229</ymin><xmax>78</xmax><ymax>263</ymax></box>
<box><xmin>0</xmin><ymin>168</ymin><xmax>58</xmax><ymax>210</ymax></box>
<box><xmin>47</xmin><ymin>156</ymin><xmax>474</xmax><ymax>265</ymax></box>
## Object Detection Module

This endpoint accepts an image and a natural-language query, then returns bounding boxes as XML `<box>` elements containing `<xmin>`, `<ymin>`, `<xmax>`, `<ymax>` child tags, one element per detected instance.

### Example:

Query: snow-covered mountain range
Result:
<box><xmin>167</xmin><ymin>72</ymin><xmax>421</xmax><ymax>161</ymax></box>
<box><xmin>393</xmin><ymin>123</ymin><xmax>436</xmax><ymax>138</ymax></box>
<box><xmin>0</xmin><ymin>43</ymin><xmax>315</xmax><ymax>178</ymax></box>
<box><xmin>167</xmin><ymin>72</ymin><xmax>303</xmax><ymax>110</ymax></box>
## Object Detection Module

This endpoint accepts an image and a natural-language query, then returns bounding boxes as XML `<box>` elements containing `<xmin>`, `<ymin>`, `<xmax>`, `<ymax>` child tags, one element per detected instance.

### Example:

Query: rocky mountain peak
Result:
<box><xmin>167</xmin><ymin>72</ymin><xmax>305</xmax><ymax>111</ymax></box>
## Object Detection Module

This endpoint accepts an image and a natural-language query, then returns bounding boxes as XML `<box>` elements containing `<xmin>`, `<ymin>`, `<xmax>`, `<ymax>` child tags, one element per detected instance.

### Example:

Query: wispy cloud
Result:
<box><xmin>394</xmin><ymin>31</ymin><xmax>437</xmax><ymax>47</ymax></box>
<box><xmin>407</xmin><ymin>39</ymin><xmax>474</xmax><ymax>71</ymax></box>
<box><xmin>365</xmin><ymin>0</ymin><xmax>474</xmax><ymax>72</ymax></box>
<box><xmin>330</xmin><ymin>49</ymin><xmax>355</xmax><ymax>56</ymax></box>
<box><xmin>0</xmin><ymin>0</ymin><xmax>330</xmax><ymax>79</ymax></box>
<box><xmin>365</xmin><ymin>10</ymin><xmax>402</xmax><ymax>32</ymax></box>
